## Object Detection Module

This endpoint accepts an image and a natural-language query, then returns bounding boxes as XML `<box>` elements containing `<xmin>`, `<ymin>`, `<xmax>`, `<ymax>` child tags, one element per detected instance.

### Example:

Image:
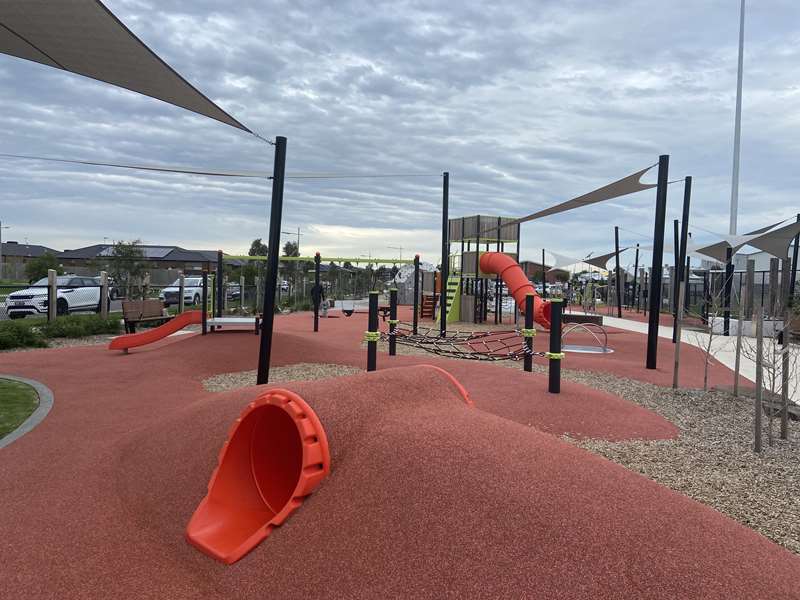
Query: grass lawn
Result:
<box><xmin>0</xmin><ymin>378</ymin><xmax>39</xmax><ymax>438</ymax></box>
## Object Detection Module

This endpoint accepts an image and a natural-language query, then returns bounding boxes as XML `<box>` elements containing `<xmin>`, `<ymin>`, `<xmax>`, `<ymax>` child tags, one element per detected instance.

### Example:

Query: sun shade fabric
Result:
<box><xmin>547</xmin><ymin>251</ymin><xmax>584</xmax><ymax>271</ymax></box>
<box><xmin>0</xmin><ymin>0</ymin><xmax>250</xmax><ymax>132</ymax></box>
<box><xmin>583</xmin><ymin>249</ymin><xmax>626</xmax><ymax>271</ymax></box>
<box><xmin>747</xmin><ymin>220</ymin><xmax>800</xmax><ymax>258</ymax></box>
<box><xmin>495</xmin><ymin>165</ymin><xmax>657</xmax><ymax>233</ymax></box>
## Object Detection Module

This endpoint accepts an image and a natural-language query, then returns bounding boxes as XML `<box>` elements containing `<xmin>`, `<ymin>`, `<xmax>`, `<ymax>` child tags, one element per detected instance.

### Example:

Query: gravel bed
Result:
<box><xmin>382</xmin><ymin>325</ymin><xmax>800</xmax><ymax>555</ymax></box>
<box><xmin>202</xmin><ymin>363</ymin><xmax>362</xmax><ymax>392</ymax></box>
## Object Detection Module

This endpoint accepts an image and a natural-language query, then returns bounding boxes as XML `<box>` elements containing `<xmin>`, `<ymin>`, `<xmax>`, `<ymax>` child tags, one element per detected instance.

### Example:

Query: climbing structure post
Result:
<box><xmin>389</xmin><ymin>288</ymin><xmax>398</xmax><ymax>356</ymax></box>
<box><xmin>548</xmin><ymin>299</ymin><xmax>563</xmax><ymax>393</ymax></box>
<box><xmin>366</xmin><ymin>291</ymin><xmax>379</xmax><ymax>371</ymax></box>
<box><xmin>413</xmin><ymin>254</ymin><xmax>420</xmax><ymax>334</ymax></box>
<box><xmin>313</xmin><ymin>252</ymin><xmax>321</xmax><ymax>333</ymax></box>
<box><xmin>523</xmin><ymin>293</ymin><xmax>534</xmax><ymax>373</ymax></box>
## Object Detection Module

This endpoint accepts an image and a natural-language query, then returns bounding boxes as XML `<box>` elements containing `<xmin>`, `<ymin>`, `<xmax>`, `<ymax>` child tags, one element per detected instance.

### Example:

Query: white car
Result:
<box><xmin>159</xmin><ymin>277</ymin><xmax>204</xmax><ymax>307</ymax></box>
<box><xmin>6</xmin><ymin>275</ymin><xmax>106</xmax><ymax>319</ymax></box>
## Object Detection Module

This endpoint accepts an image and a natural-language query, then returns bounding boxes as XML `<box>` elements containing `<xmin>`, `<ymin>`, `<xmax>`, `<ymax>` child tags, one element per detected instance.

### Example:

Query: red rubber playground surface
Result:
<box><xmin>1</xmin><ymin>309</ymin><xmax>797</xmax><ymax>598</ymax></box>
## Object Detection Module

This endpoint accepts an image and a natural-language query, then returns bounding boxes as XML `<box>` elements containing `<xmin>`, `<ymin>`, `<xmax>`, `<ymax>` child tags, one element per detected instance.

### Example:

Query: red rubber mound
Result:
<box><xmin>108</xmin><ymin>310</ymin><xmax>202</xmax><ymax>351</ymax></box>
<box><xmin>186</xmin><ymin>388</ymin><xmax>330</xmax><ymax>564</ymax></box>
<box><xmin>480</xmin><ymin>251</ymin><xmax>551</xmax><ymax>328</ymax></box>
<box><xmin>113</xmin><ymin>366</ymin><xmax>799</xmax><ymax>599</ymax></box>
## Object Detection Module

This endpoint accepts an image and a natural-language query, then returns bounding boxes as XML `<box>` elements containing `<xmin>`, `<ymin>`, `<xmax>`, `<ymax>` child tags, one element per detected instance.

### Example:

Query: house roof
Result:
<box><xmin>1</xmin><ymin>241</ymin><xmax>60</xmax><ymax>258</ymax></box>
<box><xmin>59</xmin><ymin>244</ymin><xmax>218</xmax><ymax>263</ymax></box>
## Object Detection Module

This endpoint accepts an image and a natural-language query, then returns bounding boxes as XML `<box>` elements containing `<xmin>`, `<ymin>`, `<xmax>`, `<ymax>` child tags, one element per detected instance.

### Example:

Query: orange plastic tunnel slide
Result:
<box><xmin>479</xmin><ymin>252</ymin><xmax>551</xmax><ymax>329</ymax></box>
<box><xmin>186</xmin><ymin>388</ymin><xmax>331</xmax><ymax>564</ymax></box>
<box><xmin>108</xmin><ymin>310</ymin><xmax>203</xmax><ymax>352</ymax></box>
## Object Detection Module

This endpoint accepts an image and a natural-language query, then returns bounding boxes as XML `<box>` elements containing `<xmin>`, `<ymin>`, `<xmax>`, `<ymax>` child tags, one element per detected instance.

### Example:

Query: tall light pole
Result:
<box><xmin>281</xmin><ymin>227</ymin><xmax>301</xmax><ymax>254</ymax></box>
<box><xmin>0</xmin><ymin>221</ymin><xmax>10</xmax><ymax>280</ymax></box>
<box><xmin>729</xmin><ymin>0</ymin><xmax>746</xmax><ymax>235</ymax></box>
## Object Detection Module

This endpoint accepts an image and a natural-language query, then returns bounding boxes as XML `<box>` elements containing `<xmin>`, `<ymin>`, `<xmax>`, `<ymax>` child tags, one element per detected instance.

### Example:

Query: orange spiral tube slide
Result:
<box><xmin>479</xmin><ymin>252</ymin><xmax>551</xmax><ymax>329</ymax></box>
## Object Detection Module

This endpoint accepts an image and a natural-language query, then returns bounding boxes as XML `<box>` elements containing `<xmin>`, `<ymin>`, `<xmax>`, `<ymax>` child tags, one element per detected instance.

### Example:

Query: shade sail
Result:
<box><xmin>0</xmin><ymin>0</ymin><xmax>250</xmax><ymax>132</ymax></box>
<box><xmin>747</xmin><ymin>220</ymin><xmax>800</xmax><ymax>258</ymax></box>
<box><xmin>546</xmin><ymin>251</ymin><xmax>584</xmax><ymax>271</ymax></box>
<box><xmin>584</xmin><ymin>248</ymin><xmax>627</xmax><ymax>271</ymax></box>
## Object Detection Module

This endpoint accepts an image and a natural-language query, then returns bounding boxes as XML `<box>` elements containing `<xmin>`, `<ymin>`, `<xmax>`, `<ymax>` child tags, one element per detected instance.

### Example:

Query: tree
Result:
<box><xmin>243</xmin><ymin>238</ymin><xmax>268</xmax><ymax>284</ymax></box>
<box><xmin>25</xmin><ymin>252</ymin><xmax>62</xmax><ymax>282</ymax></box>
<box><xmin>107</xmin><ymin>240</ymin><xmax>147</xmax><ymax>299</ymax></box>
<box><xmin>282</xmin><ymin>241</ymin><xmax>299</xmax><ymax>257</ymax></box>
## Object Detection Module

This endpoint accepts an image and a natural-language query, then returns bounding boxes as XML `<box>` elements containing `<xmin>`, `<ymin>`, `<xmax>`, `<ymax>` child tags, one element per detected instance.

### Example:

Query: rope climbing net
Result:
<box><xmin>380</xmin><ymin>322</ymin><xmax>552</xmax><ymax>361</ymax></box>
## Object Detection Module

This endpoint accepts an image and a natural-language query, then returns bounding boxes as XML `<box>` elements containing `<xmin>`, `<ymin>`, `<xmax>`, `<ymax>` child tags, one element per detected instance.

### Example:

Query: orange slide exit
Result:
<box><xmin>108</xmin><ymin>310</ymin><xmax>203</xmax><ymax>352</ymax></box>
<box><xmin>479</xmin><ymin>252</ymin><xmax>551</xmax><ymax>329</ymax></box>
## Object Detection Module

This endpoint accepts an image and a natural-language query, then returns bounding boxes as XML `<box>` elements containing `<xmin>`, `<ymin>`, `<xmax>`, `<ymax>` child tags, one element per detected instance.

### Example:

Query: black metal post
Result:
<box><xmin>440</xmin><ymin>172</ymin><xmax>449</xmax><ymax>338</ymax></box>
<box><xmin>724</xmin><ymin>246</ymin><xmax>733</xmax><ymax>336</ymax></box>
<box><xmin>216</xmin><ymin>249</ymin><xmax>224</xmax><ymax>318</ymax></box>
<box><xmin>389</xmin><ymin>288</ymin><xmax>398</xmax><ymax>356</ymax></box>
<box><xmin>524</xmin><ymin>293</ymin><xmax>534</xmax><ymax>372</ymax></box>
<box><xmin>257</xmin><ymin>136</ymin><xmax>287</xmax><ymax>385</ymax></box>
<box><xmin>677</xmin><ymin>176</ymin><xmax>692</xmax><ymax>322</ymax></box>
<box><xmin>548</xmin><ymin>299</ymin><xmax>563</xmax><ymax>393</ymax></box>
<box><xmin>367</xmin><ymin>291</ymin><xmax>378</xmax><ymax>371</ymax></box>
<box><xmin>474</xmin><ymin>215</ymin><xmax>481</xmax><ymax>324</ymax></box>
<box><xmin>495</xmin><ymin>216</ymin><xmax>501</xmax><ymax>324</ymax></box>
<box><xmin>201</xmin><ymin>271</ymin><xmax>208</xmax><ymax>335</ymax></box>
<box><xmin>790</xmin><ymin>212</ymin><xmax>799</xmax><ymax>304</ymax></box>
<box><xmin>413</xmin><ymin>254</ymin><xmax>420</xmax><ymax>334</ymax></box>
<box><xmin>671</xmin><ymin>220</ymin><xmax>679</xmax><ymax>342</ymax></box>
<box><xmin>542</xmin><ymin>248</ymin><xmax>548</xmax><ymax>299</ymax></box>
<box><xmin>614</xmin><ymin>226</ymin><xmax>622</xmax><ymax>318</ymax></box>
<box><xmin>646</xmin><ymin>154</ymin><xmax>669</xmax><ymax>370</ymax></box>
<box><xmin>703</xmin><ymin>270</ymin><xmax>710</xmax><ymax>324</ymax></box>
<box><xmin>632</xmin><ymin>244</ymin><xmax>639</xmax><ymax>312</ymax></box>
<box><xmin>313</xmin><ymin>252</ymin><xmax>321</xmax><ymax>332</ymax></box>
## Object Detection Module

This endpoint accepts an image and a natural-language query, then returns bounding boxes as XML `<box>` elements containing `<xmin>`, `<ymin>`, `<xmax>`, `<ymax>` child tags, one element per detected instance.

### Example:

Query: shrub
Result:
<box><xmin>38</xmin><ymin>315</ymin><xmax>122</xmax><ymax>339</ymax></box>
<box><xmin>0</xmin><ymin>321</ymin><xmax>46</xmax><ymax>350</ymax></box>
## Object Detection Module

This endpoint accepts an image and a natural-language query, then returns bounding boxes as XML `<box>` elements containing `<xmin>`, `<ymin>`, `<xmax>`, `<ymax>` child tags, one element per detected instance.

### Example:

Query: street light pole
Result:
<box><xmin>387</xmin><ymin>245</ymin><xmax>403</xmax><ymax>260</ymax></box>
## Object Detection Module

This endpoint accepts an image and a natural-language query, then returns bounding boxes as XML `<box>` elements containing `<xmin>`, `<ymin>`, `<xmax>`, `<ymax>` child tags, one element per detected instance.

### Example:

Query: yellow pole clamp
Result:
<box><xmin>387</xmin><ymin>319</ymin><xmax>400</xmax><ymax>326</ymax></box>
<box><xmin>363</xmin><ymin>331</ymin><xmax>381</xmax><ymax>343</ymax></box>
<box><xmin>520</xmin><ymin>328</ymin><xmax>536</xmax><ymax>338</ymax></box>
<box><xmin>544</xmin><ymin>351</ymin><xmax>565</xmax><ymax>360</ymax></box>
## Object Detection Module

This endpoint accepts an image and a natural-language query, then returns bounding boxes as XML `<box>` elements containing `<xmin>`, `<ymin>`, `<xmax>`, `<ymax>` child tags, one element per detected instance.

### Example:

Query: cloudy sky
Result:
<box><xmin>1</xmin><ymin>0</ymin><xmax>798</xmax><ymax>270</ymax></box>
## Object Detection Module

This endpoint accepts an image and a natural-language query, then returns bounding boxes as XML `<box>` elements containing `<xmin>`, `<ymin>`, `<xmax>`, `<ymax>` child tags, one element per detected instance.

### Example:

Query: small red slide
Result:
<box><xmin>108</xmin><ymin>310</ymin><xmax>203</xmax><ymax>352</ymax></box>
<box><xmin>479</xmin><ymin>252</ymin><xmax>551</xmax><ymax>328</ymax></box>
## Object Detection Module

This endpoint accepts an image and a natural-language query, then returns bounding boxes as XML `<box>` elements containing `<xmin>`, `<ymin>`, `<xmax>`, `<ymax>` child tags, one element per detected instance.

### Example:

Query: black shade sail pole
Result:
<box><xmin>672</xmin><ymin>220</ymin><xmax>679</xmax><ymax>343</ymax></box>
<box><xmin>676</xmin><ymin>176</ymin><xmax>692</xmax><ymax>339</ymax></box>
<box><xmin>614</xmin><ymin>226</ymin><xmax>622</xmax><ymax>318</ymax></box>
<box><xmin>440</xmin><ymin>171</ymin><xmax>449</xmax><ymax>337</ymax></box>
<box><xmin>646</xmin><ymin>154</ymin><xmax>669</xmax><ymax>370</ymax></box>
<box><xmin>216</xmin><ymin>249</ymin><xmax>224</xmax><ymax>318</ymax></box>
<box><xmin>413</xmin><ymin>254</ymin><xmax>420</xmax><ymax>334</ymax></box>
<box><xmin>313</xmin><ymin>252</ymin><xmax>321</xmax><ymax>332</ymax></box>
<box><xmin>542</xmin><ymin>248</ymin><xmax>548</xmax><ymax>299</ymax></box>
<box><xmin>257</xmin><ymin>136</ymin><xmax>287</xmax><ymax>385</ymax></box>
<box><xmin>724</xmin><ymin>246</ymin><xmax>734</xmax><ymax>336</ymax></box>
<box><xmin>632</xmin><ymin>243</ymin><xmax>640</xmax><ymax>312</ymax></box>
<box><xmin>790</xmin><ymin>212</ymin><xmax>799</xmax><ymax>304</ymax></box>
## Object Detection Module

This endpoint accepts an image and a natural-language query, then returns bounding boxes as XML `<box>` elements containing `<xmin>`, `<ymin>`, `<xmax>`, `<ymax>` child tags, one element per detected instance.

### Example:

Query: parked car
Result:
<box><xmin>226</xmin><ymin>283</ymin><xmax>241</xmax><ymax>301</ymax></box>
<box><xmin>158</xmin><ymin>277</ymin><xmax>203</xmax><ymax>307</ymax></box>
<box><xmin>6</xmin><ymin>275</ymin><xmax>107</xmax><ymax>319</ymax></box>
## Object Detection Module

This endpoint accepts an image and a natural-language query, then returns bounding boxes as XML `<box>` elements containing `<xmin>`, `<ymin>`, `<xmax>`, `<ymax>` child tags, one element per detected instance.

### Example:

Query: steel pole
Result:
<box><xmin>614</xmin><ymin>227</ymin><xmax>622</xmax><ymax>318</ymax></box>
<box><xmin>632</xmin><ymin>244</ymin><xmax>640</xmax><ymax>312</ymax></box>
<box><xmin>440</xmin><ymin>172</ymin><xmax>449</xmax><ymax>337</ymax></box>
<box><xmin>257</xmin><ymin>136</ymin><xmax>287</xmax><ymax>385</ymax></box>
<box><xmin>647</xmin><ymin>155</ymin><xmax>669</xmax><ymax>369</ymax></box>
<box><xmin>413</xmin><ymin>254</ymin><xmax>420</xmax><ymax>334</ymax></box>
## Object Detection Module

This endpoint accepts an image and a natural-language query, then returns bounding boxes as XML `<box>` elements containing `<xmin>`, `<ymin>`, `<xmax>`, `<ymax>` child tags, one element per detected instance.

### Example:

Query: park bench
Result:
<box><xmin>121</xmin><ymin>299</ymin><xmax>170</xmax><ymax>333</ymax></box>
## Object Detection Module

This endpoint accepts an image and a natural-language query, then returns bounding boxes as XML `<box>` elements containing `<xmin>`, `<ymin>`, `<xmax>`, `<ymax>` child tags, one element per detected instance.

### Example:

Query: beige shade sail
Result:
<box><xmin>746</xmin><ymin>220</ymin><xmax>800</xmax><ymax>258</ymax></box>
<box><xmin>583</xmin><ymin>248</ymin><xmax>627</xmax><ymax>271</ymax></box>
<box><xmin>0</xmin><ymin>0</ymin><xmax>250</xmax><ymax>132</ymax></box>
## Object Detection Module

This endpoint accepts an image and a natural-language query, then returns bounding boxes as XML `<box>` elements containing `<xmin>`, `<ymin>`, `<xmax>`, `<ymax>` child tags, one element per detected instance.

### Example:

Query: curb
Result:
<box><xmin>0</xmin><ymin>374</ymin><xmax>54</xmax><ymax>449</ymax></box>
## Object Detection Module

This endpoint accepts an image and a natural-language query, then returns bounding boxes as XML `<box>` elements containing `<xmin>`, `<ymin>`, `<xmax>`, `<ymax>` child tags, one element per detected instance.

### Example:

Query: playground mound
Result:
<box><xmin>114</xmin><ymin>365</ymin><xmax>800</xmax><ymax>599</ymax></box>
